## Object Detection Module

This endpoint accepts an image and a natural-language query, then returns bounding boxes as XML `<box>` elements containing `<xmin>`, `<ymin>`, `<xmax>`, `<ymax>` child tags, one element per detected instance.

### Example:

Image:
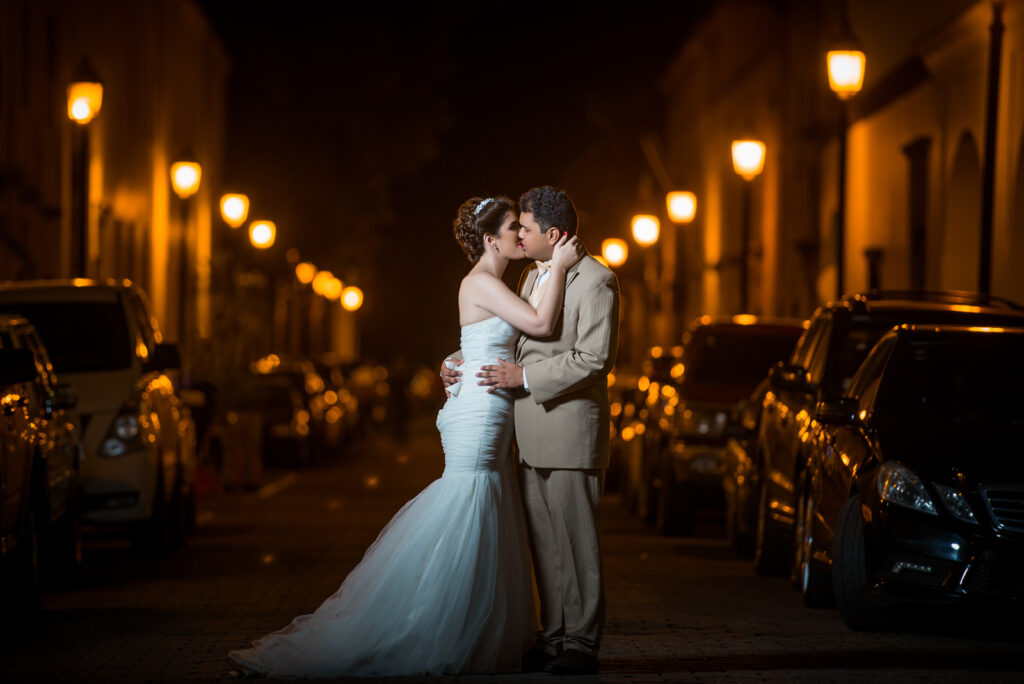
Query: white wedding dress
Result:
<box><xmin>229</xmin><ymin>316</ymin><xmax>536</xmax><ymax>678</ymax></box>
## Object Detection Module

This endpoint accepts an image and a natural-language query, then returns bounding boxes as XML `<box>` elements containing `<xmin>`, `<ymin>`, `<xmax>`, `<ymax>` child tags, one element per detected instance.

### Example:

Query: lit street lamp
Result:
<box><xmin>666</xmin><ymin>191</ymin><xmax>697</xmax><ymax>224</ymax></box>
<box><xmin>220</xmin><ymin>193</ymin><xmax>249</xmax><ymax>228</ymax></box>
<box><xmin>170</xmin><ymin>158</ymin><xmax>202</xmax><ymax>385</ymax></box>
<box><xmin>731</xmin><ymin>139</ymin><xmax>765</xmax><ymax>312</ymax></box>
<box><xmin>295</xmin><ymin>261</ymin><xmax>317</xmax><ymax>285</ymax></box>
<box><xmin>249</xmin><ymin>220</ymin><xmax>276</xmax><ymax>249</ymax></box>
<box><xmin>631</xmin><ymin>214</ymin><xmax>660</xmax><ymax>247</ymax></box>
<box><xmin>67</xmin><ymin>59</ymin><xmax>103</xmax><ymax>276</ymax></box>
<box><xmin>602</xmin><ymin>238</ymin><xmax>628</xmax><ymax>267</ymax></box>
<box><xmin>827</xmin><ymin>30</ymin><xmax>866</xmax><ymax>298</ymax></box>
<box><xmin>341</xmin><ymin>286</ymin><xmax>364</xmax><ymax>312</ymax></box>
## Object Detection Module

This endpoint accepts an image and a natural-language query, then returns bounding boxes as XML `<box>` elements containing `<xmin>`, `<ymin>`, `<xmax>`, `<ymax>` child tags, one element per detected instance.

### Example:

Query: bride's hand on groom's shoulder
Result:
<box><xmin>551</xmin><ymin>233</ymin><xmax>585</xmax><ymax>271</ymax></box>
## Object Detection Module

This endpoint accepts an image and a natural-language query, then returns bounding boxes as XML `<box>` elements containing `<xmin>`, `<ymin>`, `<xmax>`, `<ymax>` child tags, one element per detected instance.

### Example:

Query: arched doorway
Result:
<box><xmin>941</xmin><ymin>132</ymin><xmax>981</xmax><ymax>291</ymax></box>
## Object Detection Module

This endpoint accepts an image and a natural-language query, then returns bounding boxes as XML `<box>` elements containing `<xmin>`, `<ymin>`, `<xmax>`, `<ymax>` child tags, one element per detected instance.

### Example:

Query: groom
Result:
<box><xmin>443</xmin><ymin>186</ymin><xmax>619</xmax><ymax>675</ymax></box>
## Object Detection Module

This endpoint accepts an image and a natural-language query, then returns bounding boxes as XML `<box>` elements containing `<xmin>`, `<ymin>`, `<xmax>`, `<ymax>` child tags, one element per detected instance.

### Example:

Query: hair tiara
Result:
<box><xmin>474</xmin><ymin>198</ymin><xmax>494</xmax><ymax>215</ymax></box>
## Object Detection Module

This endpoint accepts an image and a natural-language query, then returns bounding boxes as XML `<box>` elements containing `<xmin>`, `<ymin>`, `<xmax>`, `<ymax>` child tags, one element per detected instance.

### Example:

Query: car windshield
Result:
<box><xmin>878</xmin><ymin>339</ymin><xmax>1024</xmax><ymax>422</ymax></box>
<box><xmin>687</xmin><ymin>327</ymin><xmax>802</xmax><ymax>387</ymax></box>
<box><xmin>0</xmin><ymin>300</ymin><xmax>131</xmax><ymax>372</ymax></box>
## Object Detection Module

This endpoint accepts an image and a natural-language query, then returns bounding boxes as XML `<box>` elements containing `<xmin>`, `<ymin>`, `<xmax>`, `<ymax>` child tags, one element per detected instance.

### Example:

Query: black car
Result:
<box><xmin>651</xmin><ymin>316</ymin><xmax>805</xmax><ymax>535</ymax></box>
<box><xmin>797</xmin><ymin>325</ymin><xmax>1024</xmax><ymax>629</ymax></box>
<box><xmin>754</xmin><ymin>291</ymin><xmax>1024</xmax><ymax>576</ymax></box>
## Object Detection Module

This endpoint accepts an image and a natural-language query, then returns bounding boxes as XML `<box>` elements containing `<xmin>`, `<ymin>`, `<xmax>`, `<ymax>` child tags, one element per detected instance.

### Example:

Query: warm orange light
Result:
<box><xmin>67</xmin><ymin>81</ymin><xmax>103</xmax><ymax>124</ymax></box>
<box><xmin>631</xmin><ymin>215</ymin><xmax>660</xmax><ymax>246</ymax></box>
<box><xmin>170</xmin><ymin>162</ymin><xmax>202</xmax><ymax>198</ymax></box>
<box><xmin>666</xmin><ymin>191</ymin><xmax>697</xmax><ymax>223</ymax></box>
<box><xmin>594</xmin><ymin>255</ymin><xmax>609</xmax><ymax>268</ymax></box>
<box><xmin>731</xmin><ymin>140</ymin><xmax>766</xmax><ymax>181</ymax></box>
<box><xmin>313</xmin><ymin>270</ymin><xmax>335</xmax><ymax>296</ymax></box>
<box><xmin>602</xmin><ymin>238</ymin><xmax>628</xmax><ymax>267</ymax></box>
<box><xmin>324</xmin><ymin>277</ymin><xmax>343</xmax><ymax>301</ymax></box>
<box><xmin>827</xmin><ymin>50</ymin><xmax>866</xmax><ymax>99</ymax></box>
<box><xmin>733</xmin><ymin>314</ymin><xmax>758</xmax><ymax>325</ymax></box>
<box><xmin>249</xmin><ymin>220</ymin><xmax>276</xmax><ymax>249</ymax></box>
<box><xmin>341</xmin><ymin>286</ymin><xmax>364</xmax><ymax>311</ymax></box>
<box><xmin>220</xmin><ymin>194</ymin><xmax>249</xmax><ymax>227</ymax></box>
<box><xmin>295</xmin><ymin>262</ymin><xmax>317</xmax><ymax>285</ymax></box>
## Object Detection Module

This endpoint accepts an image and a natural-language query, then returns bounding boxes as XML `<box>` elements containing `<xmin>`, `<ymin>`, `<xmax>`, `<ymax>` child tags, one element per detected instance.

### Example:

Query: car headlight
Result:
<box><xmin>933</xmin><ymin>484</ymin><xmax>977</xmax><ymax>524</ymax></box>
<box><xmin>114</xmin><ymin>415</ymin><xmax>140</xmax><ymax>440</ymax></box>
<box><xmin>101</xmin><ymin>438</ymin><xmax>127</xmax><ymax>457</ymax></box>
<box><xmin>876</xmin><ymin>462</ymin><xmax>937</xmax><ymax>515</ymax></box>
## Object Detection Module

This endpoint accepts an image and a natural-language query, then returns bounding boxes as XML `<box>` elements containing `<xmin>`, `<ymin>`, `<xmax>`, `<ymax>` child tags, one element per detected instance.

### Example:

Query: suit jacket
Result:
<box><xmin>514</xmin><ymin>255</ymin><xmax>619</xmax><ymax>469</ymax></box>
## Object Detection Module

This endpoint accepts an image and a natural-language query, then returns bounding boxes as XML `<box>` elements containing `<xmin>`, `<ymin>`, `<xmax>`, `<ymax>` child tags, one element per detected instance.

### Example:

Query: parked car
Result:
<box><xmin>0</xmin><ymin>315</ymin><xmax>81</xmax><ymax>608</ymax></box>
<box><xmin>754</xmin><ymin>291</ymin><xmax>1024</xmax><ymax>577</ymax></box>
<box><xmin>721</xmin><ymin>377</ymin><xmax>771</xmax><ymax>556</ymax></box>
<box><xmin>796</xmin><ymin>325</ymin><xmax>1024</xmax><ymax>629</ymax></box>
<box><xmin>651</xmin><ymin>316</ymin><xmax>805</xmax><ymax>535</ymax></box>
<box><xmin>0</xmin><ymin>280</ymin><xmax>196</xmax><ymax>556</ymax></box>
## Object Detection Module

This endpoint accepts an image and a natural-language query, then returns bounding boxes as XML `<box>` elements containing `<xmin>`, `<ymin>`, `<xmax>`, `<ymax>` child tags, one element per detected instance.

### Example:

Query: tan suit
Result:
<box><xmin>515</xmin><ymin>255</ymin><xmax>619</xmax><ymax>657</ymax></box>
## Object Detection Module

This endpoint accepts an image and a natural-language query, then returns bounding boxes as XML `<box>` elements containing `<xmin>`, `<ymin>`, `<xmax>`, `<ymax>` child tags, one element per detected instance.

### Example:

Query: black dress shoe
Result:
<box><xmin>522</xmin><ymin>645</ymin><xmax>559</xmax><ymax>673</ymax></box>
<box><xmin>543</xmin><ymin>649</ymin><xmax>598</xmax><ymax>676</ymax></box>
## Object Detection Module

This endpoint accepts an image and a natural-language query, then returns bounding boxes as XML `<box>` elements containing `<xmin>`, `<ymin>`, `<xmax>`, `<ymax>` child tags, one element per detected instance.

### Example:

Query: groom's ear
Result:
<box><xmin>544</xmin><ymin>226</ymin><xmax>561</xmax><ymax>244</ymax></box>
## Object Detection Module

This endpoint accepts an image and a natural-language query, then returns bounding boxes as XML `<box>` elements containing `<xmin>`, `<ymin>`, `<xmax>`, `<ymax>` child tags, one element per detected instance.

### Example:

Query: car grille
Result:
<box><xmin>960</xmin><ymin>562</ymin><xmax>1024</xmax><ymax>597</ymax></box>
<box><xmin>980</xmin><ymin>485</ymin><xmax>1024</xmax><ymax>535</ymax></box>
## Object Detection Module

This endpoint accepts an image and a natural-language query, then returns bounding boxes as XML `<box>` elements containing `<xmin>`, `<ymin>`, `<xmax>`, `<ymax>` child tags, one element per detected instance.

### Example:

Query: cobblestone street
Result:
<box><xmin>2</xmin><ymin>416</ymin><xmax>1022</xmax><ymax>683</ymax></box>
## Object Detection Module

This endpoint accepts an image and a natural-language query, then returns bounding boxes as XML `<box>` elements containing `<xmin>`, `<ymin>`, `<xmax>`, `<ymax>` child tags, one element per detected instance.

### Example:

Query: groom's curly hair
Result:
<box><xmin>519</xmin><ymin>186</ymin><xmax>579</xmax><ymax>238</ymax></box>
<box><xmin>452</xmin><ymin>195</ymin><xmax>515</xmax><ymax>262</ymax></box>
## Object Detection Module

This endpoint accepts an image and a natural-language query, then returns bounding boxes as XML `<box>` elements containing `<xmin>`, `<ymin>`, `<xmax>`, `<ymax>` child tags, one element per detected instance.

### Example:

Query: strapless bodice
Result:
<box><xmin>459</xmin><ymin>317</ymin><xmax>517</xmax><ymax>367</ymax></box>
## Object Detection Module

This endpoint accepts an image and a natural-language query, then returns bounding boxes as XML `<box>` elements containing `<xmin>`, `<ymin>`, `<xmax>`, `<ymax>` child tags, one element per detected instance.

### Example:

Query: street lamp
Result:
<box><xmin>67</xmin><ymin>59</ymin><xmax>103</xmax><ymax>276</ymax></box>
<box><xmin>631</xmin><ymin>214</ymin><xmax>660</xmax><ymax>247</ymax></box>
<box><xmin>827</xmin><ymin>30</ymin><xmax>866</xmax><ymax>299</ymax></box>
<box><xmin>341</xmin><ymin>286</ymin><xmax>364</xmax><ymax>312</ymax></box>
<box><xmin>324</xmin><ymin>276</ymin><xmax>344</xmax><ymax>301</ymax></box>
<box><xmin>666</xmin><ymin>191</ymin><xmax>697</xmax><ymax>224</ymax></box>
<box><xmin>249</xmin><ymin>220</ymin><xmax>276</xmax><ymax>249</ymax></box>
<box><xmin>295</xmin><ymin>261</ymin><xmax>317</xmax><ymax>285</ymax></box>
<box><xmin>219</xmin><ymin>193</ymin><xmax>249</xmax><ymax>228</ymax></box>
<box><xmin>731</xmin><ymin>139</ymin><xmax>766</xmax><ymax>312</ymax></box>
<box><xmin>170</xmin><ymin>161</ymin><xmax>202</xmax><ymax>199</ymax></box>
<box><xmin>602</xmin><ymin>238</ymin><xmax>628</xmax><ymax>267</ymax></box>
<box><xmin>170</xmin><ymin>158</ymin><xmax>202</xmax><ymax>386</ymax></box>
<box><xmin>312</xmin><ymin>269</ymin><xmax>335</xmax><ymax>297</ymax></box>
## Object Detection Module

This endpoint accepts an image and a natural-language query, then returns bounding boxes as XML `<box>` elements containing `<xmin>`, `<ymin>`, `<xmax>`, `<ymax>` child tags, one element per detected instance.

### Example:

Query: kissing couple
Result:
<box><xmin>229</xmin><ymin>186</ymin><xmax>620</xmax><ymax>678</ymax></box>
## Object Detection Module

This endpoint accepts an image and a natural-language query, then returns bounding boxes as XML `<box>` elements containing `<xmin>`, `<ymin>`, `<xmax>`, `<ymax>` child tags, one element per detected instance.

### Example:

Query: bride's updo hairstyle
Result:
<box><xmin>453</xmin><ymin>195</ymin><xmax>515</xmax><ymax>262</ymax></box>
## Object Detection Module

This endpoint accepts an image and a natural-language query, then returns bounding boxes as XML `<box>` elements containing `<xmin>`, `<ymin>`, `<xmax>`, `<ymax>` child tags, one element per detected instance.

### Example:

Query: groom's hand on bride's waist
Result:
<box><xmin>440</xmin><ymin>358</ymin><xmax>464</xmax><ymax>398</ymax></box>
<box><xmin>477</xmin><ymin>357</ymin><xmax>524</xmax><ymax>393</ymax></box>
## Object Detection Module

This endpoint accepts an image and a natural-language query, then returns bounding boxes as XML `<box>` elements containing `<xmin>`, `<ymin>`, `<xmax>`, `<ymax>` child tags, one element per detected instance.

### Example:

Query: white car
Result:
<box><xmin>0</xmin><ymin>280</ymin><xmax>196</xmax><ymax>555</ymax></box>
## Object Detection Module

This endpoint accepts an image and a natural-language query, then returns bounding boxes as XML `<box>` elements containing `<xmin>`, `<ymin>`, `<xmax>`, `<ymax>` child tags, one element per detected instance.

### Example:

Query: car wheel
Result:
<box><xmin>726</xmin><ymin>490</ymin><xmax>754</xmax><ymax>558</ymax></box>
<box><xmin>795</xmin><ymin>489</ymin><xmax>833</xmax><ymax>608</ymax></box>
<box><xmin>833</xmin><ymin>496</ymin><xmax>889</xmax><ymax>630</ymax></box>
<box><xmin>753</xmin><ymin>479</ymin><xmax>790</xmax><ymax>576</ymax></box>
<box><xmin>134</xmin><ymin>467</ymin><xmax>171</xmax><ymax>559</ymax></box>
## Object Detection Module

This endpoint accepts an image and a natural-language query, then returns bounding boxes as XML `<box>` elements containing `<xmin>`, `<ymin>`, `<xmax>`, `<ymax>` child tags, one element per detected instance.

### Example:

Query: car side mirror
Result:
<box><xmin>815</xmin><ymin>397</ymin><xmax>859</xmax><ymax>426</ymax></box>
<box><xmin>149</xmin><ymin>343</ymin><xmax>181</xmax><ymax>372</ymax></box>
<box><xmin>0</xmin><ymin>349</ymin><xmax>37</xmax><ymax>385</ymax></box>
<box><xmin>48</xmin><ymin>382</ymin><xmax>78</xmax><ymax>411</ymax></box>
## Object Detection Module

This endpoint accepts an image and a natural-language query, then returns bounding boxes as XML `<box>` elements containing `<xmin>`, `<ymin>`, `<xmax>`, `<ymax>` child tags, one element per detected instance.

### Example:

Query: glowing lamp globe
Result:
<box><xmin>313</xmin><ymin>270</ymin><xmax>335</xmax><ymax>296</ymax></box>
<box><xmin>601</xmin><ymin>238</ymin><xmax>628</xmax><ymax>267</ymax></box>
<box><xmin>220</xmin><ymin>194</ymin><xmax>249</xmax><ymax>228</ymax></box>
<box><xmin>341</xmin><ymin>286</ymin><xmax>364</xmax><ymax>312</ymax></box>
<box><xmin>631</xmin><ymin>215</ymin><xmax>660</xmax><ymax>247</ymax></box>
<box><xmin>170</xmin><ymin>162</ymin><xmax>202</xmax><ymax>198</ymax></box>
<box><xmin>827</xmin><ymin>50</ymin><xmax>866</xmax><ymax>99</ymax></box>
<box><xmin>731</xmin><ymin>140</ymin><xmax>766</xmax><ymax>181</ymax></box>
<box><xmin>295</xmin><ymin>262</ymin><xmax>317</xmax><ymax>285</ymax></box>
<box><xmin>666</xmin><ymin>191</ymin><xmax>697</xmax><ymax>224</ymax></box>
<box><xmin>249</xmin><ymin>220</ymin><xmax>276</xmax><ymax>249</ymax></box>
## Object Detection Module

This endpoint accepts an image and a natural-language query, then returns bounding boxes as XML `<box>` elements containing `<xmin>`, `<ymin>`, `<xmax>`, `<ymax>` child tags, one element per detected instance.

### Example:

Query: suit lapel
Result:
<box><xmin>516</xmin><ymin>256</ymin><xmax>589</xmax><ymax>358</ymax></box>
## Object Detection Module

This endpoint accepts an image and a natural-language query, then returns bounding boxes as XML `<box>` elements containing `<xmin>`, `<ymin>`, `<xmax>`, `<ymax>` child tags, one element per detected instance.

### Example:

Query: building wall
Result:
<box><xmin>662</xmin><ymin>0</ymin><xmax>1023</xmax><ymax>323</ymax></box>
<box><xmin>0</xmin><ymin>0</ymin><xmax>228</xmax><ymax>343</ymax></box>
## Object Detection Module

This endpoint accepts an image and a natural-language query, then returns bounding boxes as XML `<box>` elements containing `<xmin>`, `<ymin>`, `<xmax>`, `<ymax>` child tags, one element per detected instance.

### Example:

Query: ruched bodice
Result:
<box><xmin>437</xmin><ymin>317</ymin><xmax>518</xmax><ymax>476</ymax></box>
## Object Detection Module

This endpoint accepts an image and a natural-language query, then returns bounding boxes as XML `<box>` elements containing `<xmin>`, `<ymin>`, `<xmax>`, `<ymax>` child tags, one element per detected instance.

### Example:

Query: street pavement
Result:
<box><xmin>1</xmin><ymin>414</ymin><xmax>1022</xmax><ymax>683</ymax></box>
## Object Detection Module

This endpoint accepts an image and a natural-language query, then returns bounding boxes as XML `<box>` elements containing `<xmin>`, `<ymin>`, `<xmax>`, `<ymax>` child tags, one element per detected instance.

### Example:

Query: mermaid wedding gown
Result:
<box><xmin>229</xmin><ymin>317</ymin><xmax>535</xmax><ymax>677</ymax></box>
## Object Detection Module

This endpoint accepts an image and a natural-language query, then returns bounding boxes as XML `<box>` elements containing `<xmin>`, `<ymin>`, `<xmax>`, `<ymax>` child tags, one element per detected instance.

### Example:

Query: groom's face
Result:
<box><xmin>518</xmin><ymin>212</ymin><xmax>557</xmax><ymax>261</ymax></box>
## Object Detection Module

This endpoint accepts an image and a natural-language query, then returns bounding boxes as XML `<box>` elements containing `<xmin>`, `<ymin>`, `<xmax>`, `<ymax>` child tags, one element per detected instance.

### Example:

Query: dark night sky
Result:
<box><xmin>200</xmin><ymin>1</ymin><xmax>712</xmax><ymax>365</ymax></box>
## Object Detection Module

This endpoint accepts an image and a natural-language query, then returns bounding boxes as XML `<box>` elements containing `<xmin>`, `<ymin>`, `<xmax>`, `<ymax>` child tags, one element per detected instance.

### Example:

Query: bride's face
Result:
<box><xmin>493</xmin><ymin>210</ymin><xmax>526</xmax><ymax>259</ymax></box>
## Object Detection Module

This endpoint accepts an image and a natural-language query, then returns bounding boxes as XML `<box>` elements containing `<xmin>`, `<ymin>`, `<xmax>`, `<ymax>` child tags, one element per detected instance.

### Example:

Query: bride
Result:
<box><xmin>228</xmin><ymin>195</ymin><xmax>583</xmax><ymax>678</ymax></box>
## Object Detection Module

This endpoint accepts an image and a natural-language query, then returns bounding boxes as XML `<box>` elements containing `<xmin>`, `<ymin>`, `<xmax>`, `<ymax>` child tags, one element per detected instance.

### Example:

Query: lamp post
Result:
<box><xmin>827</xmin><ymin>31</ymin><xmax>866</xmax><ymax>299</ymax></box>
<box><xmin>67</xmin><ymin>59</ymin><xmax>103</xmax><ymax>276</ymax></box>
<box><xmin>170</xmin><ymin>159</ymin><xmax>201</xmax><ymax>386</ymax></box>
<box><xmin>666</xmin><ymin>191</ymin><xmax>697</xmax><ymax>225</ymax></box>
<box><xmin>220</xmin><ymin>193</ymin><xmax>249</xmax><ymax>228</ymax></box>
<box><xmin>248</xmin><ymin>220</ymin><xmax>276</xmax><ymax>249</ymax></box>
<box><xmin>731</xmin><ymin>140</ymin><xmax>766</xmax><ymax>312</ymax></box>
<box><xmin>632</xmin><ymin>213</ymin><xmax>660</xmax><ymax>354</ymax></box>
<box><xmin>601</xmin><ymin>238</ymin><xmax>628</xmax><ymax>267</ymax></box>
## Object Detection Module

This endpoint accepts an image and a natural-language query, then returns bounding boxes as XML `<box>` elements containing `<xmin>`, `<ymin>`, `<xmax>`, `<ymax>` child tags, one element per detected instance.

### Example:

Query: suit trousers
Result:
<box><xmin>519</xmin><ymin>464</ymin><xmax>605</xmax><ymax>656</ymax></box>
